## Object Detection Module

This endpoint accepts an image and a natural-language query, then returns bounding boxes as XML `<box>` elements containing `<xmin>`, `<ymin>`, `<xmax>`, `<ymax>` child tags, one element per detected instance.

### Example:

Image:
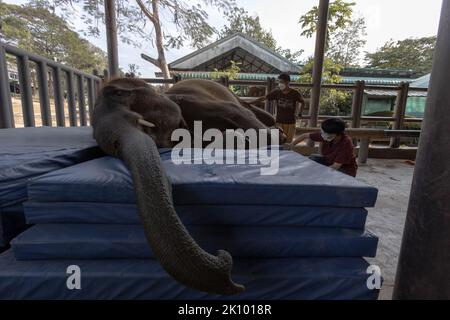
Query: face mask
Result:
<box><xmin>321</xmin><ymin>129</ymin><xmax>336</xmax><ymax>142</ymax></box>
<box><xmin>278</xmin><ymin>83</ymin><xmax>287</xmax><ymax>91</ymax></box>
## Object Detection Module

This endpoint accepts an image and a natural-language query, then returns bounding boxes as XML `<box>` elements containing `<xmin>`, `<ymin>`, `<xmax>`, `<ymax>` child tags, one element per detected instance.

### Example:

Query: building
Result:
<box><xmin>156</xmin><ymin>32</ymin><xmax>429</xmax><ymax>117</ymax></box>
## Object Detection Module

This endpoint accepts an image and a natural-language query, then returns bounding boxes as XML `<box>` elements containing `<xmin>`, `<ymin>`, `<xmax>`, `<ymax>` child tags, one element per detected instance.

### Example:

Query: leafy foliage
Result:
<box><xmin>220</xmin><ymin>7</ymin><xmax>303</xmax><ymax>64</ymax></box>
<box><xmin>327</xmin><ymin>16</ymin><xmax>366</xmax><ymax>67</ymax></box>
<box><xmin>211</xmin><ymin>60</ymin><xmax>241</xmax><ymax>80</ymax></box>
<box><xmin>298</xmin><ymin>0</ymin><xmax>366</xmax><ymax>67</ymax></box>
<box><xmin>365</xmin><ymin>37</ymin><xmax>436</xmax><ymax>76</ymax></box>
<box><xmin>299</xmin><ymin>0</ymin><xmax>355</xmax><ymax>40</ymax></box>
<box><xmin>0</xmin><ymin>1</ymin><xmax>107</xmax><ymax>72</ymax></box>
<box><xmin>42</xmin><ymin>0</ymin><xmax>236</xmax><ymax>50</ymax></box>
<box><xmin>299</xmin><ymin>58</ymin><xmax>352</xmax><ymax>116</ymax></box>
<box><xmin>219</xmin><ymin>7</ymin><xmax>277</xmax><ymax>49</ymax></box>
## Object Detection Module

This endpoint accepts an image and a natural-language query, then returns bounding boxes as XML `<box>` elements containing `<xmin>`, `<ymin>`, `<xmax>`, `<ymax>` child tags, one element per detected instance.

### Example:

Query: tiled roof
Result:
<box><xmin>174</xmin><ymin>72</ymin><xmax>414</xmax><ymax>86</ymax></box>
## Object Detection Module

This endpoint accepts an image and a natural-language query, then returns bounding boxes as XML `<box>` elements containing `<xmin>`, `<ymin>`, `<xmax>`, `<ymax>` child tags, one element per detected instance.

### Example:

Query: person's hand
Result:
<box><xmin>285</xmin><ymin>142</ymin><xmax>295</xmax><ymax>150</ymax></box>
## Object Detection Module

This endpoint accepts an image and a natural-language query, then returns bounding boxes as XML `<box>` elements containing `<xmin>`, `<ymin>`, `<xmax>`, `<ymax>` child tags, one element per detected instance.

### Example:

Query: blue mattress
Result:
<box><xmin>0</xmin><ymin>203</ymin><xmax>27</xmax><ymax>247</ymax></box>
<box><xmin>0</xmin><ymin>250</ymin><xmax>379</xmax><ymax>300</ymax></box>
<box><xmin>23</xmin><ymin>201</ymin><xmax>368</xmax><ymax>229</ymax></box>
<box><xmin>11</xmin><ymin>224</ymin><xmax>378</xmax><ymax>260</ymax></box>
<box><xmin>28</xmin><ymin>154</ymin><xmax>378</xmax><ymax>207</ymax></box>
<box><xmin>0</xmin><ymin>127</ymin><xmax>101</xmax><ymax>207</ymax></box>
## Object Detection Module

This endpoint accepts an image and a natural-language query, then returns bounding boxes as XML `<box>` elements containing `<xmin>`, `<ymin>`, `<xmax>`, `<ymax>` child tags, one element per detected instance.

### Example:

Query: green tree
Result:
<box><xmin>39</xmin><ymin>0</ymin><xmax>236</xmax><ymax>80</ymax></box>
<box><xmin>299</xmin><ymin>0</ymin><xmax>355</xmax><ymax>40</ymax></box>
<box><xmin>327</xmin><ymin>16</ymin><xmax>366</xmax><ymax>68</ymax></box>
<box><xmin>299</xmin><ymin>58</ymin><xmax>352</xmax><ymax>116</ymax></box>
<box><xmin>365</xmin><ymin>36</ymin><xmax>436</xmax><ymax>76</ymax></box>
<box><xmin>220</xmin><ymin>7</ymin><xmax>303</xmax><ymax>64</ymax></box>
<box><xmin>211</xmin><ymin>60</ymin><xmax>241</xmax><ymax>80</ymax></box>
<box><xmin>220</xmin><ymin>7</ymin><xmax>277</xmax><ymax>49</ymax></box>
<box><xmin>0</xmin><ymin>2</ymin><xmax>107</xmax><ymax>73</ymax></box>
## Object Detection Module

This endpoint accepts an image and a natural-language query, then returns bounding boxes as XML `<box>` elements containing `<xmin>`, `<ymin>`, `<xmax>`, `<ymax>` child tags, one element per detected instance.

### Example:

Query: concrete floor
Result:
<box><xmin>356</xmin><ymin>159</ymin><xmax>415</xmax><ymax>300</ymax></box>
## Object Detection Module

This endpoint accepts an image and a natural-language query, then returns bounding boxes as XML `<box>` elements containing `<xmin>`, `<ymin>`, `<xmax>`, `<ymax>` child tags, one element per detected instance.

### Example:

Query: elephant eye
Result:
<box><xmin>115</xmin><ymin>90</ymin><xmax>123</xmax><ymax>96</ymax></box>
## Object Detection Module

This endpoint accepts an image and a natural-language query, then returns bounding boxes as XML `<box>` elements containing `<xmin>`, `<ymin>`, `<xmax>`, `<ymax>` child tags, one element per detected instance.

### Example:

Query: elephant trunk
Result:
<box><xmin>118</xmin><ymin>128</ymin><xmax>245</xmax><ymax>295</ymax></box>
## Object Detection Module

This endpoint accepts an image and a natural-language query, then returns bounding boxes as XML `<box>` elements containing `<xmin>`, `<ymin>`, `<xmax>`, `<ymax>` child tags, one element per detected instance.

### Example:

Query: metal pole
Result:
<box><xmin>308</xmin><ymin>0</ymin><xmax>330</xmax><ymax>129</ymax></box>
<box><xmin>393</xmin><ymin>0</ymin><xmax>450</xmax><ymax>299</ymax></box>
<box><xmin>104</xmin><ymin>0</ymin><xmax>119</xmax><ymax>78</ymax></box>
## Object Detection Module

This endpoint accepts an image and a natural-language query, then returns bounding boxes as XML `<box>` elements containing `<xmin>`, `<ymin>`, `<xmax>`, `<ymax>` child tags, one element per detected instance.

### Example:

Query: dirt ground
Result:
<box><xmin>356</xmin><ymin>159</ymin><xmax>415</xmax><ymax>300</ymax></box>
<box><xmin>11</xmin><ymin>96</ymin><xmax>80</xmax><ymax>127</ymax></box>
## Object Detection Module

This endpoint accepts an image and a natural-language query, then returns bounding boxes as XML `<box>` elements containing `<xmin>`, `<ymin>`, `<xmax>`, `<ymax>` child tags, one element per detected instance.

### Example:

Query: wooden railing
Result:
<box><xmin>295</xmin><ymin>127</ymin><xmax>421</xmax><ymax>164</ymax></box>
<box><xmin>1</xmin><ymin>43</ymin><xmax>427</xmax><ymax>152</ymax></box>
<box><xmin>0</xmin><ymin>42</ymin><xmax>102</xmax><ymax>128</ymax></box>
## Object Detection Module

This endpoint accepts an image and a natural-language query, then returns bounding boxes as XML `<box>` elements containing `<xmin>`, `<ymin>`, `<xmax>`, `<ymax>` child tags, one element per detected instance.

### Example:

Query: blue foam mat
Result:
<box><xmin>0</xmin><ymin>127</ymin><xmax>100</xmax><ymax>207</ymax></box>
<box><xmin>0</xmin><ymin>250</ymin><xmax>379</xmax><ymax>300</ymax></box>
<box><xmin>0</xmin><ymin>204</ymin><xmax>27</xmax><ymax>247</ymax></box>
<box><xmin>23</xmin><ymin>201</ymin><xmax>368</xmax><ymax>229</ymax></box>
<box><xmin>28</xmin><ymin>154</ymin><xmax>378</xmax><ymax>208</ymax></box>
<box><xmin>12</xmin><ymin>224</ymin><xmax>378</xmax><ymax>260</ymax></box>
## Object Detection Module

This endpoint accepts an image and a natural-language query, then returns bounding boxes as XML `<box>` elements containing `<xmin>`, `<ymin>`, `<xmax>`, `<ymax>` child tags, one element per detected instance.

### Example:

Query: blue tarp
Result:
<box><xmin>28</xmin><ymin>154</ymin><xmax>378</xmax><ymax>207</ymax></box>
<box><xmin>0</xmin><ymin>250</ymin><xmax>379</xmax><ymax>300</ymax></box>
<box><xmin>23</xmin><ymin>201</ymin><xmax>368</xmax><ymax>229</ymax></box>
<box><xmin>12</xmin><ymin>224</ymin><xmax>378</xmax><ymax>260</ymax></box>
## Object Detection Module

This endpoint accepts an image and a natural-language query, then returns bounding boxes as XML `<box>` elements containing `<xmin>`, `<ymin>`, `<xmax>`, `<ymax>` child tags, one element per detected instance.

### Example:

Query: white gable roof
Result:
<box><xmin>169</xmin><ymin>33</ymin><xmax>299</xmax><ymax>73</ymax></box>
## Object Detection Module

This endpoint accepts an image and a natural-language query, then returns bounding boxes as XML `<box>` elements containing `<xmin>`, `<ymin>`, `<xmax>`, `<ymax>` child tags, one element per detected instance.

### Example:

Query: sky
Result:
<box><xmin>5</xmin><ymin>0</ymin><xmax>444</xmax><ymax>77</ymax></box>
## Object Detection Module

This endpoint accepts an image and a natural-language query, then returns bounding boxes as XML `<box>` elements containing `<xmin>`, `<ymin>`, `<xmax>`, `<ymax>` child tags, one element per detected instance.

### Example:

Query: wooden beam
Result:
<box><xmin>308</xmin><ymin>0</ymin><xmax>330</xmax><ymax>130</ymax></box>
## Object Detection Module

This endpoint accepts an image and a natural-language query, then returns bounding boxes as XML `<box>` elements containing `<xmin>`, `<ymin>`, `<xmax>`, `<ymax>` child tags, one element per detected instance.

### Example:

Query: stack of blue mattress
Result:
<box><xmin>0</xmin><ymin>127</ymin><xmax>100</xmax><ymax>249</ymax></box>
<box><xmin>0</xmin><ymin>144</ymin><xmax>380</xmax><ymax>299</ymax></box>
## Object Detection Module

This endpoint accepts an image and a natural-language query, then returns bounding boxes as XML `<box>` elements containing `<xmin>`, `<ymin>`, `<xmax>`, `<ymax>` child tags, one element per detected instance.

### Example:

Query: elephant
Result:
<box><xmin>91</xmin><ymin>77</ymin><xmax>282</xmax><ymax>295</ymax></box>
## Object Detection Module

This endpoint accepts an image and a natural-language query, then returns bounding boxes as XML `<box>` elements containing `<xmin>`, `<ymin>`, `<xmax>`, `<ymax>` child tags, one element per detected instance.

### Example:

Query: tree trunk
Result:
<box><xmin>136</xmin><ymin>0</ymin><xmax>171</xmax><ymax>89</ymax></box>
<box><xmin>152</xmin><ymin>0</ymin><xmax>171</xmax><ymax>88</ymax></box>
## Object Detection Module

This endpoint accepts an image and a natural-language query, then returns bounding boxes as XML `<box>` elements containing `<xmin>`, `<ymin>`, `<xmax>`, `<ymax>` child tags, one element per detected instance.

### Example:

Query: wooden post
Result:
<box><xmin>308</xmin><ymin>0</ymin><xmax>330</xmax><ymax>129</ymax></box>
<box><xmin>265</xmin><ymin>77</ymin><xmax>275</xmax><ymax>114</ymax></box>
<box><xmin>103</xmin><ymin>69</ymin><xmax>110</xmax><ymax>83</ymax></box>
<box><xmin>36</xmin><ymin>61</ymin><xmax>51</xmax><ymax>126</ymax></box>
<box><xmin>390</xmin><ymin>82</ymin><xmax>410</xmax><ymax>148</ymax></box>
<box><xmin>173</xmin><ymin>74</ymin><xmax>181</xmax><ymax>83</ymax></box>
<box><xmin>220</xmin><ymin>76</ymin><xmax>229</xmax><ymax>88</ymax></box>
<box><xmin>351</xmin><ymin>80</ymin><xmax>365</xmax><ymax>129</ymax></box>
<box><xmin>0</xmin><ymin>44</ymin><xmax>15</xmax><ymax>128</ymax></box>
<box><xmin>358</xmin><ymin>138</ymin><xmax>370</xmax><ymax>165</ymax></box>
<box><xmin>16</xmin><ymin>55</ymin><xmax>35</xmax><ymax>127</ymax></box>
<box><xmin>104</xmin><ymin>0</ymin><xmax>120</xmax><ymax>78</ymax></box>
<box><xmin>352</xmin><ymin>80</ymin><xmax>366</xmax><ymax>148</ymax></box>
<box><xmin>393</xmin><ymin>0</ymin><xmax>450</xmax><ymax>299</ymax></box>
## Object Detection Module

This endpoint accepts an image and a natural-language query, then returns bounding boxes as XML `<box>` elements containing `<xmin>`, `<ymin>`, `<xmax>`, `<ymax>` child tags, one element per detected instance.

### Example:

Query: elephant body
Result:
<box><xmin>166</xmin><ymin>79</ymin><xmax>280</xmax><ymax>135</ymax></box>
<box><xmin>91</xmin><ymin>78</ymin><xmax>280</xmax><ymax>295</ymax></box>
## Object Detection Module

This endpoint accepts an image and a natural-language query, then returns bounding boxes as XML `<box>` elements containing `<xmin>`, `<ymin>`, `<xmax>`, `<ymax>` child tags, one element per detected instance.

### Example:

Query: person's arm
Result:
<box><xmin>330</xmin><ymin>163</ymin><xmax>343</xmax><ymax>170</ymax></box>
<box><xmin>291</xmin><ymin>133</ymin><xmax>311</xmax><ymax>146</ymax></box>
<box><xmin>296</xmin><ymin>93</ymin><xmax>306</xmax><ymax>118</ymax></box>
<box><xmin>251</xmin><ymin>95</ymin><xmax>267</xmax><ymax>105</ymax></box>
<box><xmin>251</xmin><ymin>89</ymin><xmax>277</xmax><ymax>105</ymax></box>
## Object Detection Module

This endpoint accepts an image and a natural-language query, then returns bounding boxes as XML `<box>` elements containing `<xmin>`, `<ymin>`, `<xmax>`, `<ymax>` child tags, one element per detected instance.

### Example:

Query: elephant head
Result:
<box><xmin>91</xmin><ymin>78</ymin><xmax>244</xmax><ymax>295</ymax></box>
